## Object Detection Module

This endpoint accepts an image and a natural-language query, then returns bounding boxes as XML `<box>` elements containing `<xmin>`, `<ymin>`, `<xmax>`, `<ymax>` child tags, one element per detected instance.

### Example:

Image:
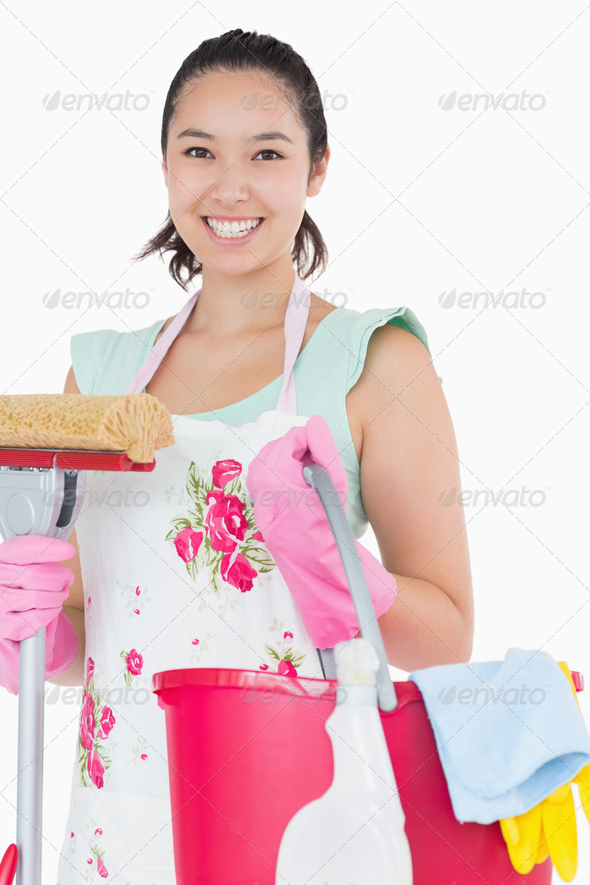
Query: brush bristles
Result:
<box><xmin>0</xmin><ymin>393</ymin><xmax>175</xmax><ymax>463</ymax></box>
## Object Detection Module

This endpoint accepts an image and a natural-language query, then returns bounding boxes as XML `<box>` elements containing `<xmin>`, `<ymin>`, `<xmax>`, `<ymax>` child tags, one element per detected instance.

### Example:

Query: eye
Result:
<box><xmin>254</xmin><ymin>149</ymin><xmax>283</xmax><ymax>160</ymax></box>
<box><xmin>184</xmin><ymin>147</ymin><xmax>213</xmax><ymax>158</ymax></box>
<box><xmin>183</xmin><ymin>147</ymin><xmax>283</xmax><ymax>160</ymax></box>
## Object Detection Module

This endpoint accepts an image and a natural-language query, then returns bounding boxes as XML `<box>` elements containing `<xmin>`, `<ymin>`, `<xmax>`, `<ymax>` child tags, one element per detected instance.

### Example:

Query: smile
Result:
<box><xmin>205</xmin><ymin>217</ymin><xmax>264</xmax><ymax>239</ymax></box>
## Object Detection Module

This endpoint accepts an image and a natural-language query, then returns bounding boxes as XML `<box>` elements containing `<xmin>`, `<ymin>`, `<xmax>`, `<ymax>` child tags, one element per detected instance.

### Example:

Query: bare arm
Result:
<box><xmin>352</xmin><ymin>323</ymin><xmax>475</xmax><ymax>671</ymax></box>
<box><xmin>47</xmin><ymin>366</ymin><xmax>86</xmax><ymax>686</ymax></box>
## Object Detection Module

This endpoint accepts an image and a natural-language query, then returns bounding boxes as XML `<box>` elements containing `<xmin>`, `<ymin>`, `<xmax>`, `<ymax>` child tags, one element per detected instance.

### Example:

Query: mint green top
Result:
<box><xmin>70</xmin><ymin>305</ymin><xmax>434</xmax><ymax>539</ymax></box>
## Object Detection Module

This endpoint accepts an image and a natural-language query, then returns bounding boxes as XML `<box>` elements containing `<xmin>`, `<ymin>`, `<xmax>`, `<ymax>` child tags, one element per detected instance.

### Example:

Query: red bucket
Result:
<box><xmin>152</xmin><ymin>666</ymin><xmax>552</xmax><ymax>885</ymax></box>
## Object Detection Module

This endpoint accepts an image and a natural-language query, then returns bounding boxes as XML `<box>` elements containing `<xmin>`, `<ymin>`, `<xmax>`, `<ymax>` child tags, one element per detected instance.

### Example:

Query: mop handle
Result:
<box><xmin>303</xmin><ymin>463</ymin><xmax>397</xmax><ymax>713</ymax></box>
<box><xmin>16</xmin><ymin>628</ymin><xmax>45</xmax><ymax>885</ymax></box>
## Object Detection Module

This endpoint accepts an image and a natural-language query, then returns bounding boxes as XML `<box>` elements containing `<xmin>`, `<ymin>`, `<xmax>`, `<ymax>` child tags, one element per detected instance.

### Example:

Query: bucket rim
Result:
<box><xmin>152</xmin><ymin>666</ymin><xmax>338</xmax><ymax>697</ymax></box>
<box><xmin>151</xmin><ymin>667</ymin><xmax>423</xmax><ymax>709</ymax></box>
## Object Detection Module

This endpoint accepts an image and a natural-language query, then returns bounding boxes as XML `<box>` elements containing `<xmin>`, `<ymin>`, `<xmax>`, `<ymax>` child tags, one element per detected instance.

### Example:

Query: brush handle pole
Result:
<box><xmin>302</xmin><ymin>463</ymin><xmax>397</xmax><ymax>712</ymax></box>
<box><xmin>16</xmin><ymin>628</ymin><xmax>45</xmax><ymax>885</ymax></box>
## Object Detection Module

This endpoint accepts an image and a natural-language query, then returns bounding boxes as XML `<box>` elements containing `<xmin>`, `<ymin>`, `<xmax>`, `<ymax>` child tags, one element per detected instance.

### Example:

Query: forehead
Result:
<box><xmin>171</xmin><ymin>69</ymin><xmax>303</xmax><ymax>142</ymax></box>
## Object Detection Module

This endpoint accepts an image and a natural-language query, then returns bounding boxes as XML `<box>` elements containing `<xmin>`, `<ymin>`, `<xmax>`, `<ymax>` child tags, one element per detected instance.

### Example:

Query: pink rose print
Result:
<box><xmin>278</xmin><ymin>660</ymin><xmax>298</xmax><ymax>677</ymax></box>
<box><xmin>87</xmin><ymin>748</ymin><xmax>105</xmax><ymax>789</ymax></box>
<box><xmin>212</xmin><ymin>459</ymin><xmax>242</xmax><ymax>489</ymax></box>
<box><xmin>87</xmin><ymin>859</ymin><xmax>93</xmax><ymax>865</ymax></box>
<box><xmin>264</xmin><ymin>621</ymin><xmax>306</xmax><ymax>675</ymax></box>
<box><xmin>126</xmin><ymin>649</ymin><xmax>143</xmax><ymax>676</ymax></box>
<box><xmin>174</xmin><ymin>526</ymin><xmax>204</xmax><ymax>563</ymax></box>
<box><xmin>220</xmin><ymin>552</ymin><xmax>258</xmax><ymax>592</ymax></box>
<box><xmin>98</xmin><ymin>707</ymin><xmax>116</xmax><ymax>740</ymax></box>
<box><xmin>192</xmin><ymin>639</ymin><xmax>200</xmax><ymax>645</ymax></box>
<box><xmin>259</xmin><ymin>664</ymin><xmax>269</xmax><ymax>671</ymax></box>
<box><xmin>135</xmin><ymin>586</ymin><xmax>140</xmax><ymax>595</ymax></box>
<box><xmin>167</xmin><ymin>457</ymin><xmax>277</xmax><ymax>609</ymax></box>
<box><xmin>80</xmin><ymin>692</ymin><xmax>95</xmax><ymax>750</ymax></box>
<box><xmin>70</xmin><ymin>831</ymin><xmax>74</xmax><ymax>838</ymax></box>
<box><xmin>205</xmin><ymin>490</ymin><xmax>248</xmax><ymax>553</ymax></box>
<box><xmin>134</xmin><ymin>608</ymin><xmax>140</xmax><ymax>615</ymax></box>
<box><xmin>97</xmin><ymin>856</ymin><xmax>108</xmax><ymax>878</ymax></box>
<box><xmin>94</xmin><ymin>828</ymin><xmax>103</xmax><ymax>836</ymax></box>
<box><xmin>88</xmin><ymin>597</ymin><xmax>91</xmax><ymax>606</ymax></box>
<box><xmin>78</xmin><ymin>658</ymin><xmax>117</xmax><ymax>790</ymax></box>
<box><xmin>141</xmin><ymin>754</ymin><xmax>148</xmax><ymax>760</ymax></box>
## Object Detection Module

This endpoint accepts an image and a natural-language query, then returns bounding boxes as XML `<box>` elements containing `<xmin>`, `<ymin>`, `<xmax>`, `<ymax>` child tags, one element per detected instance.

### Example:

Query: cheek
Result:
<box><xmin>254</xmin><ymin>166</ymin><xmax>308</xmax><ymax>218</ymax></box>
<box><xmin>167</xmin><ymin>160</ymin><xmax>210</xmax><ymax>208</ymax></box>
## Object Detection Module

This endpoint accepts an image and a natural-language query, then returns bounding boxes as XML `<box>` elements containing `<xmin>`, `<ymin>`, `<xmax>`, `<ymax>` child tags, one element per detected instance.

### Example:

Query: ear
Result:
<box><xmin>307</xmin><ymin>143</ymin><xmax>331</xmax><ymax>198</ymax></box>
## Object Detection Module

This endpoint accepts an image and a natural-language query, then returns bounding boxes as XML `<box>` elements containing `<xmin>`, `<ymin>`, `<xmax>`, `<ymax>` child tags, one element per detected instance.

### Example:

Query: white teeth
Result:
<box><xmin>206</xmin><ymin>217</ymin><xmax>262</xmax><ymax>238</ymax></box>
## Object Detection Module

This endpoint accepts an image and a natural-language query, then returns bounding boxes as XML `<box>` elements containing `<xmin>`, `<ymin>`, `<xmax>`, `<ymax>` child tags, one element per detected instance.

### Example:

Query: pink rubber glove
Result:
<box><xmin>0</xmin><ymin>535</ymin><xmax>79</xmax><ymax>695</ymax></box>
<box><xmin>245</xmin><ymin>414</ymin><xmax>397</xmax><ymax>648</ymax></box>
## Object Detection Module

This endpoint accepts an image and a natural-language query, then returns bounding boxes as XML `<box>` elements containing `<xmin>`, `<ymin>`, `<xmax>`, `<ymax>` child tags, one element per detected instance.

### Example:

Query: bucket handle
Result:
<box><xmin>303</xmin><ymin>463</ymin><xmax>397</xmax><ymax>712</ymax></box>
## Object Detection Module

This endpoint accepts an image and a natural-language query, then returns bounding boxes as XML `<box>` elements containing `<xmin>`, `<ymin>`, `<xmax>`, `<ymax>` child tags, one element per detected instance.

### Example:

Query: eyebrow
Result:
<box><xmin>176</xmin><ymin>128</ymin><xmax>294</xmax><ymax>145</ymax></box>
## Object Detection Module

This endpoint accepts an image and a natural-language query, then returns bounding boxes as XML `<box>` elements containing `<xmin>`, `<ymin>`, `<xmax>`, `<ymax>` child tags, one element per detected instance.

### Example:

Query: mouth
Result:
<box><xmin>203</xmin><ymin>216</ymin><xmax>264</xmax><ymax>240</ymax></box>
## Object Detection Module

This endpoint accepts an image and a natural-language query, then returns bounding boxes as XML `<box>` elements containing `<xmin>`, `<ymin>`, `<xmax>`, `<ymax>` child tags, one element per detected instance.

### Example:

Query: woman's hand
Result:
<box><xmin>245</xmin><ymin>414</ymin><xmax>398</xmax><ymax>649</ymax></box>
<box><xmin>0</xmin><ymin>535</ymin><xmax>79</xmax><ymax>695</ymax></box>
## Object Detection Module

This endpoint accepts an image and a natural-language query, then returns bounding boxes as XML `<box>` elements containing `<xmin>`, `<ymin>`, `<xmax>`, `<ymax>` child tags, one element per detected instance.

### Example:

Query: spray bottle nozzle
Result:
<box><xmin>334</xmin><ymin>637</ymin><xmax>380</xmax><ymax>686</ymax></box>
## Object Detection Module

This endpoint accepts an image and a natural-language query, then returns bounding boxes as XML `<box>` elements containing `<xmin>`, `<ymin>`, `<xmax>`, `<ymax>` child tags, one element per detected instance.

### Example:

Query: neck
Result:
<box><xmin>185</xmin><ymin>259</ymin><xmax>299</xmax><ymax>338</ymax></box>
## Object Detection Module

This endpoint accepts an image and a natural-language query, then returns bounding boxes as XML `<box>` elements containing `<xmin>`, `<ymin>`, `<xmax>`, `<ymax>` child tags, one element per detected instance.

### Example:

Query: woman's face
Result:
<box><xmin>161</xmin><ymin>69</ymin><xmax>330</xmax><ymax>280</ymax></box>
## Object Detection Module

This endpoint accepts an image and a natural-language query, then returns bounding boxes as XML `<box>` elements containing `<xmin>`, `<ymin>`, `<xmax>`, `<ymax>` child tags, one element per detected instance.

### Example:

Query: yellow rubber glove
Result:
<box><xmin>499</xmin><ymin>662</ymin><xmax>584</xmax><ymax>881</ymax></box>
<box><xmin>574</xmin><ymin>762</ymin><xmax>590</xmax><ymax>823</ymax></box>
<box><xmin>500</xmin><ymin>803</ymin><xmax>545</xmax><ymax>875</ymax></box>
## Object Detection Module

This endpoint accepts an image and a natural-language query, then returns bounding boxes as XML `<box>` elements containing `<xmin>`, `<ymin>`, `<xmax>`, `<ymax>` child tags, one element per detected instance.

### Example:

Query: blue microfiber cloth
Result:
<box><xmin>409</xmin><ymin>647</ymin><xmax>590</xmax><ymax>824</ymax></box>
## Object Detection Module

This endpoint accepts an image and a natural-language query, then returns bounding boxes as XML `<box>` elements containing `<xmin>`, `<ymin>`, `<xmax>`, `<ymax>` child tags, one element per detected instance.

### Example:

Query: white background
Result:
<box><xmin>1</xmin><ymin>2</ymin><xmax>589</xmax><ymax>882</ymax></box>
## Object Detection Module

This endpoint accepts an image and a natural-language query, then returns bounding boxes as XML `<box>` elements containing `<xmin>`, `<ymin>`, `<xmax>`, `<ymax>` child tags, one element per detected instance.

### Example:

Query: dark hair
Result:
<box><xmin>133</xmin><ymin>28</ymin><xmax>329</xmax><ymax>291</ymax></box>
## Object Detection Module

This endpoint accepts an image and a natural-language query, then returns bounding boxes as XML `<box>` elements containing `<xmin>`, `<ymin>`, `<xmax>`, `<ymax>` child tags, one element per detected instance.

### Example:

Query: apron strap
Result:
<box><xmin>125</xmin><ymin>290</ymin><xmax>201</xmax><ymax>396</ymax></box>
<box><xmin>125</xmin><ymin>273</ymin><xmax>310</xmax><ymax>417</ymax></box>
<box><xmin>275</xmin><ymin>274</ymin><xmax>311</xmax><ymax>416</ymax></box>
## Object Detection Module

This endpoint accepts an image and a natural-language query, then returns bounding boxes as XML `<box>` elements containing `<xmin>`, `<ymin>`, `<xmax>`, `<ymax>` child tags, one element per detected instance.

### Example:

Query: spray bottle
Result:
<box><xmin>275</xmin><ymin>638</ymin><xmax>413</xmax><ymax>884</ymax></box>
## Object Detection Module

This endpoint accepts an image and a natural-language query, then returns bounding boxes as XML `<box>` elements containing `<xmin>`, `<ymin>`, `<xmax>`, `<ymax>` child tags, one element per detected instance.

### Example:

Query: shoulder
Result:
<box><xmin>350</xmin><ymin>317</ymin><xmax>444</xmax><ymax>438</ymax></box>
<box><xmin>71</xmin><ymin>322</ymin><xmax>160</xmax><ymax>365</ymax></box>
<box><xmin>70</xmin><ymin>319</ymin><xmax>165</xmax><ymax>394</ymax></box>
<box><xmin>340</xmin><ymin>306</ymin><xmax>441</xmax><ymax>443</ymax></box>
<box><xmin>363</xmin><ymin>321</ymin><xmax>432</xmax><ymax>381</ymax></box>
<box><xmin>321</xmin><ymin>303</ymin><xmax>433</xmax><ymax>388</ymax></box>
<box><xmin>353</xmin><ymin>318</ymin><xmax>438</xmax><ymax>396</ymax></box>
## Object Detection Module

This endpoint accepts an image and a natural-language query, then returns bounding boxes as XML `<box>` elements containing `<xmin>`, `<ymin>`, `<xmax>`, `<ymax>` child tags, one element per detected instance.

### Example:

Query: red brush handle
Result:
<box><xmin>55</xmin><ymin>452</ymin><xmax>155</xmax><ymax>471</ymax></box>
<box><xmin>571</xmin><ymin>670</ymin><xmax>585</xmax><ymax>692</ymax></box>
<box><xmin>0</xmin><ymin>449</ymin><xmax>155</xmax><ymax>472</ymax></box>
<box><xmin>0</xmin><ymin>845</ymin><xmax>17</xmax><ymax>885</ymax></box>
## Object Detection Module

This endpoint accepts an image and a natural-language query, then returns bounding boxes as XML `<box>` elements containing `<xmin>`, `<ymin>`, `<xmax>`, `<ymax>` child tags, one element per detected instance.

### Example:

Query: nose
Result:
<box><xmin>206</xmin><ymin>158</ymin><xmax>251</xmax><ymax>208</ymax></box>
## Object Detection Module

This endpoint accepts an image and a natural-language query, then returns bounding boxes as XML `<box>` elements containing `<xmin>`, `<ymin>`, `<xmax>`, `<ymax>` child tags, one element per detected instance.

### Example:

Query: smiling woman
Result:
<box><xmin>54</xmin><ymin>27</ymin><xmax>474</xmax><ymax>885</ymax></box>
<box><xmin>133</xmin><ymin>37</ymin><xmax>330</xmax><ymax>288</ymax></box>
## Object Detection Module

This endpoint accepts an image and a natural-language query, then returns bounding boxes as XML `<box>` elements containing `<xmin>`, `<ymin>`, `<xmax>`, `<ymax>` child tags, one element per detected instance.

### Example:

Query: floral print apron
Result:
<box><xmin>56</xmin><ymin>272</ymin><xmax>323</xmax><ymax>884</ymax></box>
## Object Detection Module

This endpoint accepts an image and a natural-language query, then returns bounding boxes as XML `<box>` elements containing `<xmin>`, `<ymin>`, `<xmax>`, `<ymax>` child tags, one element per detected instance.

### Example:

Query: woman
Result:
<box><xmin>3</xmin><ymin>28</ymin><xmax>474</xmax><ymax>884</ymax></box>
